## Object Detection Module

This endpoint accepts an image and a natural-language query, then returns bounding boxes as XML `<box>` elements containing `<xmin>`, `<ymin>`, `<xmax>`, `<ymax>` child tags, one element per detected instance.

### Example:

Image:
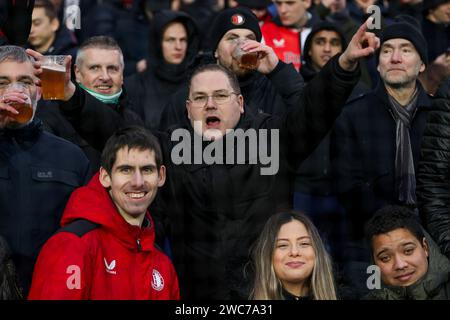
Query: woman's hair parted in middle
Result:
<box><xmin>250</xmin><ymin>211</ymin><xmax>337</xmax><ymax>300</ymax></box>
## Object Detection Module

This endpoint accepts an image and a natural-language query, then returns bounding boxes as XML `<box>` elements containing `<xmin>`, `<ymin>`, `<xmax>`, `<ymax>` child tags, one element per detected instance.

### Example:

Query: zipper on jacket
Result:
<box><xmin>137</xmin><ymin>238</ymin><xmax>142</xmax><ymax>252</ymax></box>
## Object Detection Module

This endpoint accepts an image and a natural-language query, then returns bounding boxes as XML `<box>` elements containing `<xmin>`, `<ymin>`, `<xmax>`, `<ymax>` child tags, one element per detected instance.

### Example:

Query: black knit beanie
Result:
<box><xmin>380</xmin><ymin>15</ymin><xmax>428</xmax><ymax>65</ymax></box>
<box><xmin>208</xmin><ymin>7</ymin><xmax>262</xmax><ymax>52</ymax></box>
<box><xmin>236</xmin><ymin>0</ymin><xmax>271</xmax><ymax>9</ymax></box>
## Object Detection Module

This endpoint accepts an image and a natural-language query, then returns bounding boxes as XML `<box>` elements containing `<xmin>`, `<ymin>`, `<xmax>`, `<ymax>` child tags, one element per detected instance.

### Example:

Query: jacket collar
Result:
<box><xmin>0</xmin><ymin>118</ymin><xmax>42</xmax><ymax>144</ymax></box>
<box><xmin>374</xmin><ymin>80</ymin><xmax>432</xmax><ymax>111</ymax></box>
<box><xmin>61</xmin><ymin>173</ymin><xmax>157</xmax><ymax>252</ymax></box>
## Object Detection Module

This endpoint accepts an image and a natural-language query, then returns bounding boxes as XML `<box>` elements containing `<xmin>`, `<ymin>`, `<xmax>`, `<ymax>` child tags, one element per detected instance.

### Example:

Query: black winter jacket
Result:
<box><xmin>59</xmin><ymin>85</ymin><xmax>144</xmax><ymax>157</ymax></box>
<box><xmin>158</xmin><ymin>56</ymin><xmax>359</xmax><ymax>299</ymax></box>
<box><xmin>57</xmin><ymin>56</ymin><xmax>359</xmax><ymax>299</ymax></box>
<box><xmin>35</xmin><ymin>25</ymin><xmax>78</xmax><ymax>58</ymax></box>
<box><xmin>331</xmin><ymin>82</ymin><xmax>432</xmax><ymax>242</ymax></box>
<box><xmin>0</xmin><ymin>119</ymin><xmax>90</xmax><ymax>294</ymax></box>
<box><xmin>417</xmin><ymin>78</ymin><xmax>450</xmax><ymax>260</ymax></box>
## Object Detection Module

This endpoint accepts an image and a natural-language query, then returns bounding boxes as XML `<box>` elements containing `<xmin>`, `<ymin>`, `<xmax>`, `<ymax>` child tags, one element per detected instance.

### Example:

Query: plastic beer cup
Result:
<box><xmin>41</xmin><ymin>55</ymin><xmax>67</xmax><ymax>100</ymax></box>
<box><xmin>0</xmin><ymin>83</ymin><xmax>34</xmax><ymax>124</ymax></box>
<box><xmin>232</xmin><ymin>39</ymin><xmax>259</xmax><ymax>70</ymax></box>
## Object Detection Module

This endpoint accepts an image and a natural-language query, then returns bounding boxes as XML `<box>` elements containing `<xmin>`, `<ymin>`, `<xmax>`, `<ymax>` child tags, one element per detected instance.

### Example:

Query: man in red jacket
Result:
<box><xmin>262</xmin><ymin>0</ymin><xmax>317</xmax><ymax>71</ymax></box>
<box><xmin>28</xmin><ymin>126</ymin><xmax>180</xmax><ymax>300</ymax></box>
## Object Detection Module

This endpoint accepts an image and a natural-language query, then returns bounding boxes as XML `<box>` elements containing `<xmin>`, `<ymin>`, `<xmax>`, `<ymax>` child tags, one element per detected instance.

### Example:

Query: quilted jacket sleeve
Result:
<box><xmin>417</xmin><ymin>78</ymin><xmax>450</xmax><ymax>259</ymax></box>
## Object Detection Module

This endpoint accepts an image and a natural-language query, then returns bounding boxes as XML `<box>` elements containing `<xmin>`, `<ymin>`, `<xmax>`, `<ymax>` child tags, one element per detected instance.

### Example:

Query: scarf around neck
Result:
<box><xmin>387</xmin><ymin>88</ymin><xmax>419</xmax><ymax>205</ymax></box>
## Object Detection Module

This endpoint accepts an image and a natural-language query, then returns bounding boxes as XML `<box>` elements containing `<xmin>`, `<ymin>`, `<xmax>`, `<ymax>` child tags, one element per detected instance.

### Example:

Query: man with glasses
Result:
<box><xmin>160</xmin><ymin>7</ymin><xmax>308</xmax><ymax>130</ymax></box>
<box><xmin>155</xmin><ymin>12</ymin><xmax>379</xmax><ymax>298</ymax></box>
<box><xmin>29</xmin><ymin>12</ymin><xmax>380</xmax><ymax>299</ymax></box>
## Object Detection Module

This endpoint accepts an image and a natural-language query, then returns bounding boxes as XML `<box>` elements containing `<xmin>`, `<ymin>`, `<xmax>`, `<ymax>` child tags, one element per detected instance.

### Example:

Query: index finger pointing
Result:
<box><xmin>355</xmin><ymin>17</ymin><xmax>373</xmax><ymax>40</ymax></box>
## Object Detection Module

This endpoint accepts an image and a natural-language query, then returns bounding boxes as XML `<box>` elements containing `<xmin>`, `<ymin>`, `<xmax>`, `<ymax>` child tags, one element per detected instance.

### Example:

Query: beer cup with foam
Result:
<box><xmin>232</xmin><ymin>39</ymin><xmax>259</xmax><ymax>70</ymax></box>
<box><xmin>0</xmin><ymin>83</ymin><xmax>34</xmax><ymax>125</ymax></box>
<box><xmin>41</xmin><ymin>55</ymin><xmax>67</xmax><ymax>100</ymax></box>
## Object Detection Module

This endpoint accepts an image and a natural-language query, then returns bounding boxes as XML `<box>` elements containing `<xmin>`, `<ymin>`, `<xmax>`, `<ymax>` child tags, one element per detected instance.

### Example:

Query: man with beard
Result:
<box><xmin>331</xmin><ymin>16</ymin><xmax>431</xmax><ymax>297</ymax></box>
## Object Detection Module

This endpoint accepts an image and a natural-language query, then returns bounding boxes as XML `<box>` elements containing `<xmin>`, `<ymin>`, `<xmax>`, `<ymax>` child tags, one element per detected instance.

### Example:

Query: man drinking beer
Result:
<box><xmin>0</xmin><ymin>45</ymin><xmax>90</xmax><ymax>296</ymax></box>
<box><xmin>27</xmin><ymin>36</ymin><xmax>143</xmax><ymax>172</ymax></box>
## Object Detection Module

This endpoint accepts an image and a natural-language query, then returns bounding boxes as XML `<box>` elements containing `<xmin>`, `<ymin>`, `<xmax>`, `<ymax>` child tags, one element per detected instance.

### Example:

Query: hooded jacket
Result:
<box><xmin>49</xmin><ymin>54</ymin><xmax>360</xmax><ymax>299</ymax></box>
<box><xmin>156</xmin><ymin>56</ymin><xmax>359</xmax><ymax>299</ymax></box>
<box><xmin>28</xmin><ymin>173</ymin><xmax>180</xmax><ymax>300</ymax></box>
<box><xmin>124</xmin><ymin>10</ymin><xmax>199</xmax><ymax>130</ymax></box>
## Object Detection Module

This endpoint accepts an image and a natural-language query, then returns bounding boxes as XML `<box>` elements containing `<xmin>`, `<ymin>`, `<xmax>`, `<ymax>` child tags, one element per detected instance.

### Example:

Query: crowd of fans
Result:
<box><xmin>1</xmin><ymin>0</ymin><xmax>450</xmax><ymax>301</ymax></box>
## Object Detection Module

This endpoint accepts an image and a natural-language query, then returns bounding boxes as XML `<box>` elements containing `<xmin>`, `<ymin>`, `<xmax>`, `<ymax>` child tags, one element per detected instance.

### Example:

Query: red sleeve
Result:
<box><xmin>28</xmin><ymin>232</ymin><xmax>93</xmax><ymax>300</ymax></box>
<box><xmin>168</xmin><ymin>262</ymin><xmax>180</xmax><ymax>300</ymax></box>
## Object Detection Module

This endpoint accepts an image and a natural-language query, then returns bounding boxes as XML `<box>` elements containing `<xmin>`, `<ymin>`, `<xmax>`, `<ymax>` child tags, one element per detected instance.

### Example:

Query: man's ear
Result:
<box><xmin>99</xmin><ymin>167</ymin><xmax>112</xmax><ymax>188</ymax></box>
<box><xmin>51</xmin><ymin>18</ymin><xmax>60</xmax><ymax>33</ymax></box>
<box><xmin>238</xmin><ymin>94</ymin><xmax>244</xmax><ymax>114</ymax></box>
<box><xmin>422</xmin><ymin>237</ymin><xmax>429</xmax><ymax>258</ymax></box>
<box><xmin>419</xmin><ymin>62</ymin><xmax>425</xmax><ymax>74</ymax></box>
<box><xmin>305</xmin><ymin>0</ymin><xmax>312</xmax><ymax>9</ymax></box>
<box><xmin>74</xmin><ymin>64</ymin><xmax>81</xmax><ymax>83</ymax></box>
<box><xmin>35</xmin><ymin>86</ymin><xmax>42</xmax><ymax>102</ymax></box>
<box><xmin>157</xmin><ymin>165</ymin><xmax>166</xmax><ymax>187</ymax></box>
<box><xmin>186</xmin><ymin>100</ymin><xmax>191</xmax><ymax>120</ymax></box>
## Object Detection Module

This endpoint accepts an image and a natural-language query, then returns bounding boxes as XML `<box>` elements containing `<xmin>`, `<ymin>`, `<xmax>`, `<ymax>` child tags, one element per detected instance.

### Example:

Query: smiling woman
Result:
<box><xmin>250</xmin><ymin>211</ymin><xmax>337</xmax><ymax>300</ymax></box>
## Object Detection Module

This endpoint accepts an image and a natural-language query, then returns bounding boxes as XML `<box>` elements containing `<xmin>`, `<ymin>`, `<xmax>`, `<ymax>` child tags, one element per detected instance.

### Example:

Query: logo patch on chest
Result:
<box><xmin>104</xmin><ymin>258</ymin><xmax>117</xmax><ymax>275</ymax></box>
<box><xmin>151</xmin><ymin>269</ymin><xmax>164</xmax><ymax>291</ymax></box>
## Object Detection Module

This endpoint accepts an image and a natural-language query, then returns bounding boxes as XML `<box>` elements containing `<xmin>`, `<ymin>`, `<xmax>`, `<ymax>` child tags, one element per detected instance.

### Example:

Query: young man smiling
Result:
<box><xmin>28</xmin><ymin>126</ymin><xmax>179</xmax><ymax>300</ymax></box>
<box><xmin>364</xmin><ymin>205</ymin><xmax>450</xmax><ymax>300</ymax></box>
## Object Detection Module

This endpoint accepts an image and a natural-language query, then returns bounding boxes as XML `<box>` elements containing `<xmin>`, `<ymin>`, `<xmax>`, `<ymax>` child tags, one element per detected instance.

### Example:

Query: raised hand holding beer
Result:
<box><xmin>40</xmin><ymin>56</ymin><xmax>67</xmax><ymax>100</ymax></box>
<box><xmin>235</xmin><ymin>39</ymin><xmax>279</xmax><ymax>75</ymax></box>
<box><xmin>25</xmin><ymin>49</ymin><xmax>76</xmax><ymax>101</ymax></box>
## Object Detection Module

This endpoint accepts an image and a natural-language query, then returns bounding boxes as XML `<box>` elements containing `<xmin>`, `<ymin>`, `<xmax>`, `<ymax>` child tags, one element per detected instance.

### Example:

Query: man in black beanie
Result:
<box><xmin>152</xmin><ymin>6</ymin><xmax>381</xmax><ymax>299</ymax></box>
<box><xmin>160</xmin><ymin>6</ymin><xmax>307</xmax><ymax>129</ymax></box>
<box><xmin>331</xmin><ymin>15</ymin><xmax>432</xmax><ymax>298</ymax></box>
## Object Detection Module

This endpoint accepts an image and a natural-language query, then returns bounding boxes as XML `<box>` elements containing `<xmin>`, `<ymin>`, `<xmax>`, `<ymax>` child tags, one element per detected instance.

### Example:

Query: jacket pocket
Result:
<box><xmin>30</xmin><ymin>166</ymin><xmax>81</xmax><ymax>187</ymax></box>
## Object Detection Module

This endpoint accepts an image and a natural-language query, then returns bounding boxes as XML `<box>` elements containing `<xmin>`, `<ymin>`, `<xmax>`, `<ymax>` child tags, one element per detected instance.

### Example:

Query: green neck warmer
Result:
<box><xmin>79</xmin><ymin>83</ymin><xmax>122</xmax><ymax>104</ymax></box>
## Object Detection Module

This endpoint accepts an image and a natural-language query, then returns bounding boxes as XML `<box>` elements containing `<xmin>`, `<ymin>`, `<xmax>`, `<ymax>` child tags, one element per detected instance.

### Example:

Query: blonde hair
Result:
<box><xmin>250</xmin><ymin>211</ymin><xmax>337</xmax><ymax>300</ymax></box>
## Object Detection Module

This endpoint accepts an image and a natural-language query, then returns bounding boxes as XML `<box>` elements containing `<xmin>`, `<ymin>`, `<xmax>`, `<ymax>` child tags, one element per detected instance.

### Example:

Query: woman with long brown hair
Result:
<box><xmin>251</xmin><ymin>211</ymin><xmax>337</xmax><ymax>300</ymax></box>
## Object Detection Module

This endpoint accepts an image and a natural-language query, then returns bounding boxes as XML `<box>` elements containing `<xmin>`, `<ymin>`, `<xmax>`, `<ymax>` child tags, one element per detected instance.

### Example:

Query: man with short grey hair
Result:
<box><xmin>30</xmin><ymin>35</ymin><xmax>142</xmax><ymax>172</ymax></box>
<box><xmin>0</xmin><ymin>45</ymin><xmax>90</xmax><ymax>296</ymax></box>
